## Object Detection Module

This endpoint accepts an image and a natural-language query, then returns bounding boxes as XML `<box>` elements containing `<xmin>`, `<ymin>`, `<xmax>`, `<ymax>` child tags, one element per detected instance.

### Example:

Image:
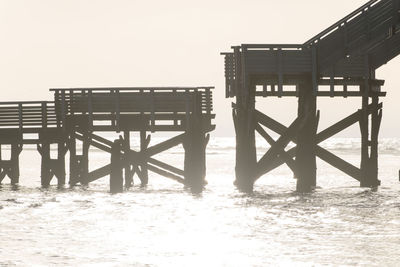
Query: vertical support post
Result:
<box><xmin>360</xmin><ymin>87</ymin><xmax>381</xmax><ymax>187</ymax></box>
<box><xmin>184</xmin><ymin>91</ymin><xmax>208</xmax><ymax>193</ymax></box>
<box><xmin>79</xmin><ymin>133</ymin><xmax>90</xmax><ymax>185</ymax></box>
<box><xmin>123</xmin><ymin>131</ymin><xmax>133</xmax><ymax>188</ymax></box>
<box><xmin>110</xmin><ymin>137</ymin><xmax>123</xmax><ymax>193</ymax></box>
<box><xmin>360</xmin><ymin>86</ymin><xmax>369</xmax><ymax>187</ymax></box>
<box><xmin>40</xmin><ymin>141</ymin><xmax>52</xmax><ymax>187</ymax></box>
<box><xmin>56</xmin><ymin>140</ymin><xmax>66</xmax><ymax>186</ymax></box>
<box><xmin>10</xmin><ymin>143</ymin><xmax>21</xmax><ymax>185</ymax></box>
<box><xmin>233</xmin><ymin>47</ymin><xmax>257</xmax><ymax>193</ymax></box>
<box><xmin>296</xmin><ymin>77</ymin><xmax>317</xmax><ymax>192</ymax></box>
<box><xmin>140</xmin><ymin>130</ymin><xmax>149</xmax><ymax>186</ymax></box>
<box><xmin>69</xmin><ymin>132</ymin><xmax>79</xmax><ymax>186</ymax></box>
<box><xmin>368</xmin><ymin>93</ymin><xmax>381</xmax><ymax>186</ymax></box>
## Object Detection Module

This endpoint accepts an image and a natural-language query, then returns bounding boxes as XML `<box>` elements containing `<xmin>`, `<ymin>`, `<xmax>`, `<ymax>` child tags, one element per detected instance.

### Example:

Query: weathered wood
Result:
<box><xmin>255</xmin><ymin>117</ymin><xmax>303</xmax><ymax>178</ymax></box>
<box><xmin>148</xmin><ymin>158</ymin><xmax>185</xmax><ymax>177</ymax></box>
<box><xmin>317</xmin><ymin>102</ymin><xmax>383</xmax><ymax>143</ymax></box>
<box><xmin>69</xmin><ymin>133</ymin><xmax>79</xmax><ymax>186</ymax></box>
<box><xmin>147</xmin><ymin>163</ymin><xmax>185</xmax><ymax>184</ymax></box>
<box><xmin>184</xmin><ymin>92</ymin><xmax>208</xmax><ymax>193</ymax></box>
<box><xmin>123</xmin><ymin>131</ymin><xmax>134</xmax><ymax>188</ymax></box>
<box><xmin>255</xmin><ymin>123</ymin><xmax>297</xmax><ymax>174</ymax></box>
<box><xmin>316</xmin><ymin>147</ymin><xmax>361</xmax><ymax>181</ymax></box>
<box><xmin>295</xmin><ymin>78</ymin><xmax>317</xmax><ymax>192</ymax></box>
<box><xmin>39</xmin><ymin>142</ymin><xmax>52</xmax><ymax>187</ymax></box>
<box><xmin>139</xmin><ymin>130</ymin><xmax>149</xmax><ymax>186</ymax></box>
<box><xmin>146</xmin><ymin>133</ymin><xmax>185</xmax><ymax>156</ymax></box>
<box><xmin>110</xmin><ymin>138</ymin><xmax>123</xmax><ymax>193</ymax></box>
<box><xmin>233</xmin><ymin>74</ymin><xmax>257</xmax><ymax>192</ymax></box>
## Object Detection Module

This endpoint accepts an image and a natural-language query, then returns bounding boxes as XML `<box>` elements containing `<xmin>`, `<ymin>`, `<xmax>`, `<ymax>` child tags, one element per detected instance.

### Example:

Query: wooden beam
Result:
<box><xmin>255</xmin><ymin>123</ymin><xmax>297</xmax><ymax>174</ymax></box>
<box><xmin>254</xmin><ymin>109</ymin><xmax>287</xmax><ymax>135</ymax></box>
<box><xmin>146</xmin><ymin>133</ymin><xmax>184</xmax><ymax>156</ymax></box>
<box><xmin>317</xmin><ymin>102</ymin><xmax>382</xmax><ymax>143</ymax></box>
<box><xmin>316</xmin><ymin>146</ymin><xmax>361</xmax><ymax>181</ymax></box>
<box><xmin>256</xmin><ymin>116</ymin><xmax>303</xmax><ymax>179</ymax></box>
<box><xmin>148</xmin><ymin>158</ymin><xmax>185</xmax><ymax>177</ymax></box>
<box><xmin>87</xmin><ymin>164</ymin><xmax>111</xmax><ymax>183</ymax></box>
<box><xmin>147</xmin><ymin>163</ymin><xmax>185</xmax><ymax>184</ymax></box>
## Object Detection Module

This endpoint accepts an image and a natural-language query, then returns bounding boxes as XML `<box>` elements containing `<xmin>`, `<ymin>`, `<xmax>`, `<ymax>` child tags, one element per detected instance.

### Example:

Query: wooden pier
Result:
<box><xmin>0</xmin><ymin>87</ymin><xmax>215</xmax><ymax>193</ymax></box>
<box><xmin>222</xmin><ymin>0</ymin><xmax>400</xmax><ymax>192</ymax></box>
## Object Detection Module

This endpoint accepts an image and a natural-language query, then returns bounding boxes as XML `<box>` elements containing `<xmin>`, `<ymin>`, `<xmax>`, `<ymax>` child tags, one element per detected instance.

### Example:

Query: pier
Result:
<box><xmin>222</xmin><ymin>0</ymin><xmax>400</xmax><ymax>192</ymax></box>
<box><xmin>0</xmin><ymin>87</ymin><xmax>215</xmax><ymax>193</ymax></box>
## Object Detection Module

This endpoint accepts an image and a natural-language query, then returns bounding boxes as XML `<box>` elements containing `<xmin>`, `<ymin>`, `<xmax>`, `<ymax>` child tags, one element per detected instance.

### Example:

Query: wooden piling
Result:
<box><xmin>56</xmin><ymin>141</ymin><xmax>66</xmax><ymax>186</ymax></box>
<box><xmin>39</xmin><ymin>141</ymin><xmax>51</xmax><ymax>187</ymax></box>
<box><xmin>184</xmin><ymin>92</ymin><xmax>208</xmax><ymax>193</ymax></box>
<box><xmin>360</xmin><ymin>88</ymin><xmax>381</xmax><ymax>187</ymax></box>
<box><xmin>10</xmin><ymin>143</ymin><xmax>21</xmax><ymax>185</ymax></box>
<box><xmin>123</xmin><ymin>131</ymin><xmax>133</xmax><ymax>188</ymax></box>
<box><xmin>139</xmin><ymin>130</ymin><xmax>149</xmax><ymax>186</ymax></box>
<box><xmin>110</xmin><ymin>138</ymin><xmax>123</xmax><ymax>193</ymax></box>
<box><xmin>69</xmin><ymin>132</ymin><xmax>79</xmax><ymax>186</ymax></box>
<box><xmin>79</xmin><ymin>133</ymin><xmax>90</xmax><ymax>185</ymax></box>
<box><xmin>233</xmin><ymin>75</ymin><xmax>257</xmax><ymax>193</ymax></box>
<box><xmin>296</xmin><ymin>78</ymin><xmax>317</xmax><ymax>192</ymax></box>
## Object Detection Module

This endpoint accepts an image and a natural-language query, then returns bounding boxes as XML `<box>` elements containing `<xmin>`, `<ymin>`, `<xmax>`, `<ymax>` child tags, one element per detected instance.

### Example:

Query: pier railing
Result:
<box><xmin>51</xmin><ymin>87</ymin><xmax>214</xmax><ymax>131</ymax></box>
<box><xmin>0</xmin><ymin>101</ymin><xmax>59</xmax><ymax>130</ymax></box>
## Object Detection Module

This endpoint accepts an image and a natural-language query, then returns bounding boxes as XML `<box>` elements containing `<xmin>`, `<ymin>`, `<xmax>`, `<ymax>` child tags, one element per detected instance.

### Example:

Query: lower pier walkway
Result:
<box><xmin>0</xmin><ymin>87</ymin><xmax>215</xmax><ymax>193</ymax></box>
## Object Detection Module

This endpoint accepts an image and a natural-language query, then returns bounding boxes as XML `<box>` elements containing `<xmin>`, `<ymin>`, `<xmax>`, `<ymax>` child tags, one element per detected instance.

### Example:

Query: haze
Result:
<box><xmin>1</xmin><ymin>0</ymin><xmax>399</xmax><ymax>137</ymax></box>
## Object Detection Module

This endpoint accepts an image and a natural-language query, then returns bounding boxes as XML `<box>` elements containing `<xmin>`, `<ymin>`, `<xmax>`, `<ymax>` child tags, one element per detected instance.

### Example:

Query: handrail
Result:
<box><xmin>0</xmin><ymin>101</ymin><xmax>53</xmax><ymax>105</ymax></box>
<box><xmin>241</xmin><ymin>44</ymin><xmax>304</xmax><ymax>50</ymax></box>
<box><xmin>50</xmin><ymin>87</ymin><xmax>214</xmax><ymax>92</ymax></box>
<box><xmin>303</xmin><ymin>0</ymin><xmax>382</xmax><ymax>46</ymax></box>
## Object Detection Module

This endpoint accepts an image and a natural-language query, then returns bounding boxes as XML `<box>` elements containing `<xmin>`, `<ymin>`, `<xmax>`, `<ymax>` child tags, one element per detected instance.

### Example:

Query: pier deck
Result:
<box><xmin>0</xmin><ymin>87</ymin><xmax>215</xmax><ymax>192</ymax></box>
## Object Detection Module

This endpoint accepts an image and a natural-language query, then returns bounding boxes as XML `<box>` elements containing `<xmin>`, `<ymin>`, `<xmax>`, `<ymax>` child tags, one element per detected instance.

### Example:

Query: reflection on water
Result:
<box><xmin>1</xmin><ymin>138</ymin><xmax>400</xmax><ymax>266</ymax></box>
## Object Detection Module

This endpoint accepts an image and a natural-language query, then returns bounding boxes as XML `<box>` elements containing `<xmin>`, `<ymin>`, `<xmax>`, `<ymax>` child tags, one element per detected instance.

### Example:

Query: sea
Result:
<box><xmin>1</xmin><ymin>136</ymin><xmax>400</xmax><ymax>266</ymax></box>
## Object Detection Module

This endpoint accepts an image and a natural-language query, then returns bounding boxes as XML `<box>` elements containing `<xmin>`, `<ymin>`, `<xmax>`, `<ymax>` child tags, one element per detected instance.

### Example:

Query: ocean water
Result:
<box><xmin>1</xmin><ymin>137</ymin><xmax>400</xmax><ymax>266</ymax></box>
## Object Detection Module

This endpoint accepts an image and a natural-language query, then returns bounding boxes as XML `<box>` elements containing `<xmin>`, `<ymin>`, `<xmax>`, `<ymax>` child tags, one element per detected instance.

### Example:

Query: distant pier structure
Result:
<box><xmin>222</xmin><ymin>0</ymin><xmax>400</xmax><ymax>192</ymax></box>
<box><xmin>0</xmin><ymin>87</ymin><xmax>215</xmax><ymax>193</ymax></box>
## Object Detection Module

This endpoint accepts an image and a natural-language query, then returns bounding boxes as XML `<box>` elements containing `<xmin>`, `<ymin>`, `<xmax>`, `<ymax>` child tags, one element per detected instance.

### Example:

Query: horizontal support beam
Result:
<box><xmin>255</xmin><ymin>91</ymin><xmax>386</xmax><ymax>98</ymax></box>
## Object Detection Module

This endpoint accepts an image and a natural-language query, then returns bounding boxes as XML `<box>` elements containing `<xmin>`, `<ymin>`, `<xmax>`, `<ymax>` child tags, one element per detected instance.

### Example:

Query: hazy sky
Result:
<box><xmin>1</xmin><ymin>0</ymin><xmax>399</xmax><ymax>137</ymax></box>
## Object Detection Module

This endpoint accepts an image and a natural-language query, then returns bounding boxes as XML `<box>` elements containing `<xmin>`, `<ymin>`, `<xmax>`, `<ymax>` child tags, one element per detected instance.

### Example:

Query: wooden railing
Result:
<box><xmin>51</xmin><ymin>87</ymin><xmax>214</xmax><ymax>130</ymax></box>
<box><xmin>0</xmin><ymin>101</ymin><xmax>58</xmax><ymax>129</ymax></box>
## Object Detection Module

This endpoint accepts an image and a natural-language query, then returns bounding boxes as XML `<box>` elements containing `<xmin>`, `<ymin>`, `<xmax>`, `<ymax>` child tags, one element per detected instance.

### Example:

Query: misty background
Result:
<box><xmin>0</xmin><ymin>0</ymin><xmax>399</xmax><ymax>137</ymax></box>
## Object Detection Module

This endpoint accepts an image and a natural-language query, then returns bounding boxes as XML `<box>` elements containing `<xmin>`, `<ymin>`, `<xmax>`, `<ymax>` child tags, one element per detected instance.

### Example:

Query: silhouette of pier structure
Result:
<box><xmin>0</xmin><ymin>87</ymin><xmax>215</xmax><ymax>193</ymax></box>
<box><xmin>222</xmin><ymin>0</ymin><xmax>400</xmax><ymax>192</ymax></box>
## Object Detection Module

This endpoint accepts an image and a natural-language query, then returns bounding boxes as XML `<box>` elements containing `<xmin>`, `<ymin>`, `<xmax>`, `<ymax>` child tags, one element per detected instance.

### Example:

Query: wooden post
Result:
<box><xmin>69</xmin><ymin>132</ymin><xmax>79</xmax><ymax>186</ymax></box>
<box><xmin>110</xmin><ymin>137</ymin><xmax>123</xmax><ymax>193</ymax></box>
<box><xmin>184</xmin><ymin>92</ymin><xmax>207</xmax><ymax>193</ymax></box>
<box><xmin>360</xmin><ymin>86</ymin><xmax>369</xmax><ymax>187</ymax></box>
<box><xmin>123</xmin><ymin>131</ymin><xmax>133</xmax><ymax>188</ymax></box>
<box><xmin>79</xmin><ymin>133</ymin><xmax>90</xmax><ymax>185</ymax></box>
<box><xmin>139</xmin><ymin>130</ymin><xmax>149</xmax><ymax>186</ymax></box>
<box><xmin>40</xmin><ymin>141</ymin><xmax>52</xmax><ymax>187</ymax></box>
<box><xmin>56</xmin><ymin>140</ymin><xmax>66</xmax><ymax>186</ymax></box>
<box><xmin>360</xmin><ymin>90</ymin><xmax>381</xmax><ymax>187</ymax></box>
<box><xmin>233</xmin><ymin>47</ymin><xmax>257</xmax><ymax>192</ymax></box>
<box><xmin>10</xmin><ymin>143</ymin><xmax>21</xmax><ymax>185</ymax></box>
<box><xmin>296</xmin><ymin>78</ymin><xmax>317</xmax><ymax>192</ymax></box>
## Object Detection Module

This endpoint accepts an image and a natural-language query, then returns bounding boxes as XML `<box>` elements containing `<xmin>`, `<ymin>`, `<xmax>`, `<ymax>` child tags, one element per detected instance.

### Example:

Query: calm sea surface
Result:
<box><xmin>1</xmin><ymin>137</ymin><xmax>400</xmax><ymax>266</ymax></box>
